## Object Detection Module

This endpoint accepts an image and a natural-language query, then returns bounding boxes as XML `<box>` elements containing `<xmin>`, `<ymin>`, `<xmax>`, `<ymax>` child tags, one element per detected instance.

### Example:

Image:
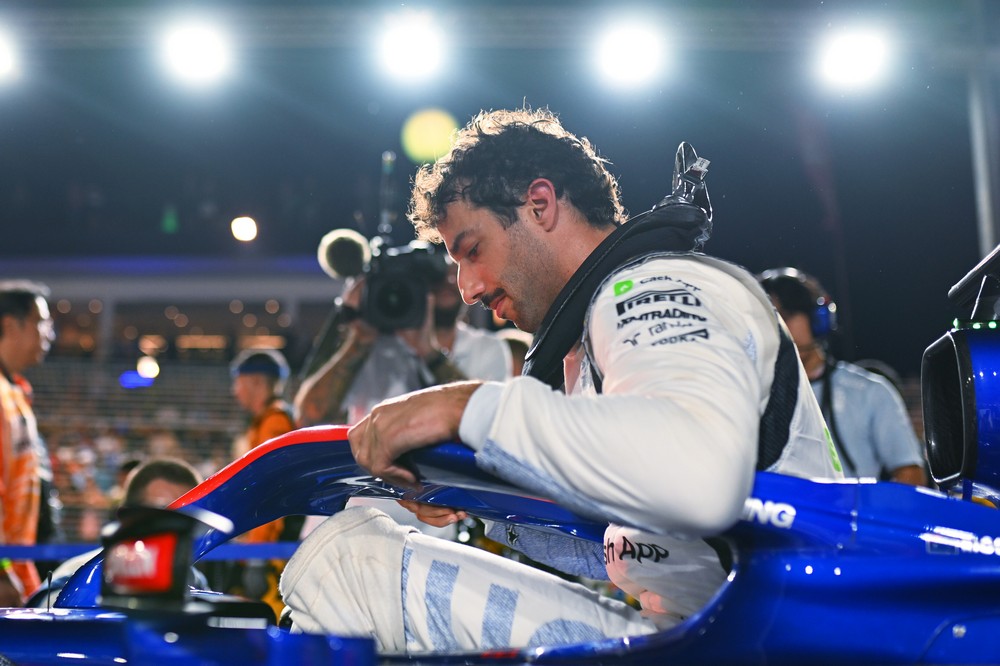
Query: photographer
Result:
<box><xmin>294</xmin><ymin>252</ymin><xmax>510</xmax><ymax>428</ymax></box>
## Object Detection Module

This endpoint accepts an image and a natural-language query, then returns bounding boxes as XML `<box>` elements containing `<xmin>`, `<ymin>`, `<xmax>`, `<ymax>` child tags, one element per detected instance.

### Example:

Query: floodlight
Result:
<box><xmin>0</xmin><ymin>31</ymin><xmax>19</xmax><ymax>83</ymax></box>
<box><xmin>231</xmin><ymin>216</ymin><xmax>258</xmax><ymax>242</ymax></box>
<box><xmin>160</xmin><ymin>21</ymin><xmax>233</xmax><ymax>86</ymax></box>
<box><xmin>817</xmin><ymin>29</ymin><xmax>891</xmax><ymax>90</ymax></box>
<box><xmin>595</xmin><ymin>22</ymin><xmax>665</xmax><ymax>88</ymax></box>
<box><xmin>377</xmin><ymin>11</ymin><xmax>445</xmax><ymax>82</ymax></box>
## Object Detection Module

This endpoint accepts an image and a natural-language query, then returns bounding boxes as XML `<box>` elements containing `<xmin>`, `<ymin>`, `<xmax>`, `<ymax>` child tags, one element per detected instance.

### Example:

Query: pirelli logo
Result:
<box><xmin>615</xmin><ymin>289</ymin><xmax>702</xmax><ymax>316</ymax></box>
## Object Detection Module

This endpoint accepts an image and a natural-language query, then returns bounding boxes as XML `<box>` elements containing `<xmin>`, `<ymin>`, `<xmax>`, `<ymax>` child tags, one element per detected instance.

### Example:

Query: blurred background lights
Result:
<box><xmin>817</xmin><ymin>28</ymin><xmax>892</xmax><ymax>90</ymax></box>
<box><xmin>0</xmin><ymin>31</ymin><xmax>19</xmax><ymax>82</ymax></box>
<box><xmin>595</xmin><ymin>22</ymin><xmax>665</xmax><ymax>87</ymax></box>
<box><xmin>136</xmin><ymin>355</ymin><xmax>160</xmax><ymax>379</ymax></box>
<box><xmin>231</xmin><ymin>216</ymin><xmax>258</xmax><ymax>242</ymax></box>
<box><xmin>378</xmin><ymin>11</ymin><xmax>445</xmax><ymax>82</ymax></box>
<box><xmin>160</xmin><ymin>21</ymin><xmax>233</xmax><ymax>86</ymax></box>
<box><xmin>401</xmin><ymin>108</ymin><xmax>458</xmax><ymax>163</ymax></box>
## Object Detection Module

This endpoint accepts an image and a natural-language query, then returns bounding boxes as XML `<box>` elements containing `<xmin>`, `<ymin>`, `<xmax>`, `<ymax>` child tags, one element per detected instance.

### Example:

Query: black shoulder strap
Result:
<box><xmin>523</xmin><ymin>204</ymin><xmax>710</xmax><ymax>390</ymax></box>
<box><xmin>755</xmin><ymin>322</ymin><xmax>799</xmax><ymax>471</ymax></box>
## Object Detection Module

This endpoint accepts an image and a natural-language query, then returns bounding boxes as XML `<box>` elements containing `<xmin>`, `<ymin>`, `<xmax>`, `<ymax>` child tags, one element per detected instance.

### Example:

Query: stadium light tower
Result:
<box><xmin>816</xmin><ymin>28</ymin><xmax>892</xmax><ymax>91</ymax></box>
<box><xmin>377</xmin><ymin>10</ymin><xmax>446</xmax><ymax>83</ymax></box>
<box><xmin>594</xmin><ymin>21</ymin><xmax>666</xmax><ymax>88</ymax></box>
<box><xmin>159</xmin><ymin>20</ymin><xmax>233</xmax><ymax>87</ymax></box>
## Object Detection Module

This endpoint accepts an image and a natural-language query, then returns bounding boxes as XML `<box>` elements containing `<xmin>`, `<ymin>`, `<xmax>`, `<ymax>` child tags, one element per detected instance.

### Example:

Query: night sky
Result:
<box><xmin>0</xmin><ymin>0</ymin><xmax>993</xmax><ymax>375</ymax></box>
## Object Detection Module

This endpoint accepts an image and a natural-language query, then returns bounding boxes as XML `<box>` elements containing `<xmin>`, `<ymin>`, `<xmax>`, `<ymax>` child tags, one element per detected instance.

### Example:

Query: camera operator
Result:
<box><xmin>294</xmin><ymin>256</ymin><xmax>510</xmax><ymax>429</ymax></box>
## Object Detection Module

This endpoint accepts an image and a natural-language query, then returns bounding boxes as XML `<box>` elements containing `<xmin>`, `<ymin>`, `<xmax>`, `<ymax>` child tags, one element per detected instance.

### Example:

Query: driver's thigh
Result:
<box><xmin>280</xmin><ymin>506</ymin><xmax>415</xmax><ymax>652</ymax></box>
<box><xmin>402</xmin><ymin>528</ymin><xmax>657</xmax><ymax>653</ymax></box>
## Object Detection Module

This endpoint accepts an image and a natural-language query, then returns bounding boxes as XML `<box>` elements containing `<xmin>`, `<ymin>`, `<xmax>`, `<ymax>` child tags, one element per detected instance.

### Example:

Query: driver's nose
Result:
<box><xmin>456</xmin><ymin>264</ymin><xmax>484</xmax><ymax>306</ymax></box>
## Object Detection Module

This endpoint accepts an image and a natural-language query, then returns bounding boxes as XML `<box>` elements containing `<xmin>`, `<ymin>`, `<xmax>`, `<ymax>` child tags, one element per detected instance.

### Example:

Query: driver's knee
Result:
<box><xmin>279</xmin><ymin>506</ymin><xmax>414</xmax><ymax>646</ymax></box>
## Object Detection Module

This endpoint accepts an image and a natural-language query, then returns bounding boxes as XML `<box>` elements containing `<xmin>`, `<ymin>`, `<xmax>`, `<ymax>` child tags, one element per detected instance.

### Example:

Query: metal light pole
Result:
<box><xmin>967</xmin><ymin>0</ymin><xmax>1000</xmax><ymax>259</ymax></box>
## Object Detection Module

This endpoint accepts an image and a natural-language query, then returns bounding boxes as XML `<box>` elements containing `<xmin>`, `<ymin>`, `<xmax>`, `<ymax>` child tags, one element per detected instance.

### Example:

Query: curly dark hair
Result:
<box><xmin>408</xmin><ymin>108</ymin><xmax>626</xmax><ymax>242</ymax></box>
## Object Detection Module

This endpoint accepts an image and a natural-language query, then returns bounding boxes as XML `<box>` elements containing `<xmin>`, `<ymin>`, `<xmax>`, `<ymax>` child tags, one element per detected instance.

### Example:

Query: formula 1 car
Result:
<box><xmin>3</xmin><ymin>252</ymin><xmax>1000</xmax><ymax>665</ymax></box>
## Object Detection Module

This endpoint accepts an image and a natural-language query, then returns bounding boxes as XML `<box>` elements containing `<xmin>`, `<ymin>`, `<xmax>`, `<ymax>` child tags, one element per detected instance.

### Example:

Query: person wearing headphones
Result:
<box><xmin>758</xmin><ymin>268</ymin><xmax>927</xmax><ymax>486</ymax></box>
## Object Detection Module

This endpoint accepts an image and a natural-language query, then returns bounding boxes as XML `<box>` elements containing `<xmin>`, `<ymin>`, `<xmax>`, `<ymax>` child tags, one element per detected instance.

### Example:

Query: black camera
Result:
<box><xmin>363</xmin><ymin>239</ymin><xmax>449</xmax><ymax>332</ymax></box>
<box><xmin>317</xmin><ymin>229</ymin><xmax>449</xmax><ymax>332</ymax></box>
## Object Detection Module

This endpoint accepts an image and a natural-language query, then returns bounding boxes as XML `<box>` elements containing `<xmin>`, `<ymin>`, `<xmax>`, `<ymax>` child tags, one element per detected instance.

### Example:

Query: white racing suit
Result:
<box><xmin>280</xmin><ymin>253</ymin><xmax>842</xmax><ymax>653</ymax></box>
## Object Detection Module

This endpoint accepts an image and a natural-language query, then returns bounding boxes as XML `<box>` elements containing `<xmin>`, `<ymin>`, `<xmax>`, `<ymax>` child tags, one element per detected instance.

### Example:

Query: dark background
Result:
<box><xmin>1</xmin><ymin>0</ymin><xmax>995</xmax><ymax>375</ymax></box>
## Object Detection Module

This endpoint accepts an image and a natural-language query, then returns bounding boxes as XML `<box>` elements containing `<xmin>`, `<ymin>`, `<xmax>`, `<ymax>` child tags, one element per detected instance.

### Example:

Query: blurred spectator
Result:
<box><xmin>0</xmin><ymin>280</ymin><xmax>55</xmax><ymax>603</ymax></box>
<box><xmin>106</xmin><ymin>457</ymin><xmax>142</xmax><ymax>517</ymax></box>
<box><xmin>30</xmin><ymin>457</ymin><xmax>204</xmax><ymax>608</ymax></box>
<box><xmin>759</xmin><ymin>267</ymin><xmax>927</xmax><ymax>485</ymax></box>
<box><xmin>120</xmin><ymin>457</ymin><xmax>200</xmax><ymax>508</ymax></box>
<box><xmin>228</xmin><ymin>349</ymin><xmax>299</xmax><ymax>619</ymax></box>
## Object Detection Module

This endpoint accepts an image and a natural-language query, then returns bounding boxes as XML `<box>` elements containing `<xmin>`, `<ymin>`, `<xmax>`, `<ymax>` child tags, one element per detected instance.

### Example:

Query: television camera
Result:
<box><xmin>317</xmin><ymin>229</ymin><xmax>449</xmax><ymax>333</ymax></box>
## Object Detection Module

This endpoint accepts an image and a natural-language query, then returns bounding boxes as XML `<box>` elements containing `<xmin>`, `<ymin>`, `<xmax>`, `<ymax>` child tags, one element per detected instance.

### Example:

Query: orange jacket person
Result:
<box><xmin>0</xmin><ymin>281</ymin><xmax>55</xmax><ymax>604</ymax></box>
<box><xmin>230</xmin><ymin>348</ymin><xmax>297</xmax><ymax>619</ymax></box>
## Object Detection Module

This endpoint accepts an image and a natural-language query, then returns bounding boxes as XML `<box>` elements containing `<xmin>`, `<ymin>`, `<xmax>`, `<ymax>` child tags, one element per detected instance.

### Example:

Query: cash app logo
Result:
<box><xmin>614</xmin><ymin>280</ymin><xmax>633</xmax><ymax>296</ymax></box>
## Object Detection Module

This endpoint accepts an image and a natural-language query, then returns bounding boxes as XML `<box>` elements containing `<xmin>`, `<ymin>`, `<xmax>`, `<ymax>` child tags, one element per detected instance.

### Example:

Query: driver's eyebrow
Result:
<box><xmin>448</xmin><ymin>229</ymin><xmax>471</xmax><ymax>258</ymax></box>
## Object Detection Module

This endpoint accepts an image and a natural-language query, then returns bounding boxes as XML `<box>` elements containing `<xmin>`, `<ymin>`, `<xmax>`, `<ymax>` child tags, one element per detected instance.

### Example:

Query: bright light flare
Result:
<box><xmin>377</xmin><ymin>11</ymin><xmax>445</xmax><ymax>82</ymax></box>
<box><xmin>595</xmin><ymin>22</ymin><xmax>665</xmax><ymax>88</ymax></box>
<box><xmin>0</xmin><ymin>31</ymin><xmax>19</xmax><ymax>82</ymax></box>
<box><xmin>817</xmin><ymin>29</ymin><xmax>892</xmax><ymax>91</ymax></box>
<box><xmin>401</xmin><ymin>108</ymin><xmax>458</xmax><ymax>163</ymax></box>
<box><xmin>231</xmin><ymin>216</ymin><xmax>258</xmax><ymax>242</ymax></box>
<box><xmin>136</xmin><ymin>355</ymin><xmax>160</xmax><ymax>379</ymax></box>
<box><xmin>160</xmin><ymin>21</ymin><xmax>233</xmax><ymax>86</ymax></box>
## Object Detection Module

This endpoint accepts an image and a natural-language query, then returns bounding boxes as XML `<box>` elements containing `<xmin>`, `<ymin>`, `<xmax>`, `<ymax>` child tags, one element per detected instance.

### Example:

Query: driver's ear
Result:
<box><xmin>526</xmin><ymin>178</ymin><xmax>558</xmax><ymax>231</ymax></box>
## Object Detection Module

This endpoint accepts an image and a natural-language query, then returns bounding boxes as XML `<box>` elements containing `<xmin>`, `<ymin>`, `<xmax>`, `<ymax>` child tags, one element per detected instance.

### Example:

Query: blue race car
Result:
<box><xmin>3</xmin><ymin>248</ymin><xmax>1000</xmax><ymax>665</ymax></box>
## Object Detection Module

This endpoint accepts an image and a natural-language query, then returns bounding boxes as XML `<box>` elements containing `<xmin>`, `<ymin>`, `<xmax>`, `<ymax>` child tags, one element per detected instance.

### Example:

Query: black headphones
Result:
<box><xmin>758</xmin><ymin>267</ymin><xmax>838</xmax><ymax>339</ymax></box>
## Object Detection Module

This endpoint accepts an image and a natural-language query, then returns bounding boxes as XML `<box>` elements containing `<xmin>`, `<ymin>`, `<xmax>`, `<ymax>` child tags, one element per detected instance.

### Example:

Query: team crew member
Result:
<box><xmin>280</xmin><ymin>108</ymin><xmax>842</xmax><ymax>652</ymax></box>
<box><xmin>0</xmin><ymin>281</ymin><xmax>55</xmax><ymax>603</ymax></box>
<box><xmin>230</xmin><ymin>349</ymin><xmax>299</xmax><ymax>619</ymax></box>
<box><xmin>759</xmin><ymin>268</ymin><xmax>926</xmax><ymax>485</ymax></box>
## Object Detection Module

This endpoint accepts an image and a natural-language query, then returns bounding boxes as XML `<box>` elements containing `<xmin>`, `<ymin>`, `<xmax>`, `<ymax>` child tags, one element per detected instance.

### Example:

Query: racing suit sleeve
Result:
<box><xmin>459</xmin><ymin>258</ymin><xmax>765</xmax><ymax>537</ymax></box>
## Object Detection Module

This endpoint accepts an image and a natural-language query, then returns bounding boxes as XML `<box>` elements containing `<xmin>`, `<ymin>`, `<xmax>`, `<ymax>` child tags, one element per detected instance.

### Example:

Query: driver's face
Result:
<box><xmin>438</xmin><ymin>200</ymin><xmax>557</xmax><ymax>333</ymax></box>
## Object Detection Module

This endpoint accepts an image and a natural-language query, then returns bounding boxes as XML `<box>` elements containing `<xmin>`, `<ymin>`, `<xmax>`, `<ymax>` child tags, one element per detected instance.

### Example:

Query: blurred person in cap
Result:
<box><xmin>229</xmin><ymin>348</ymin><xmax>299</xmax><ymax>619</ymax></box>
<box><xmin>0</xmin><ymin>280</ymin><xmax>55</xmax><ymax>604</ymax></box>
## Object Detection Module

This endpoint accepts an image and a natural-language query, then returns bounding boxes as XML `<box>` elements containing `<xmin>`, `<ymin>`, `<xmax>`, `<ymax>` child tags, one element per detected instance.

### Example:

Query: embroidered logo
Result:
<box><xmin>616</xmin><ymin>289</ymin><xmax>702</xmax><ymax>316</ymax></box>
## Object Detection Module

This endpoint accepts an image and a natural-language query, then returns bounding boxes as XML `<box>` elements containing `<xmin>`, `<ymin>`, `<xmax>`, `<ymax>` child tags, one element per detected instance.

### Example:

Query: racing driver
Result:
<box><xmin>280</xmin><ymin>108</ymin><xmax>843</xmax><ymax>652</ymax></box>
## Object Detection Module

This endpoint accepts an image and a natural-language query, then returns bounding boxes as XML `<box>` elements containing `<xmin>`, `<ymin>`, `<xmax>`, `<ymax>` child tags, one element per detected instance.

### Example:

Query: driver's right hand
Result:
<box><xmin>397</xmin><ymin>500</ymin><xmax>468</xmax><ymax>528</ymax></box>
